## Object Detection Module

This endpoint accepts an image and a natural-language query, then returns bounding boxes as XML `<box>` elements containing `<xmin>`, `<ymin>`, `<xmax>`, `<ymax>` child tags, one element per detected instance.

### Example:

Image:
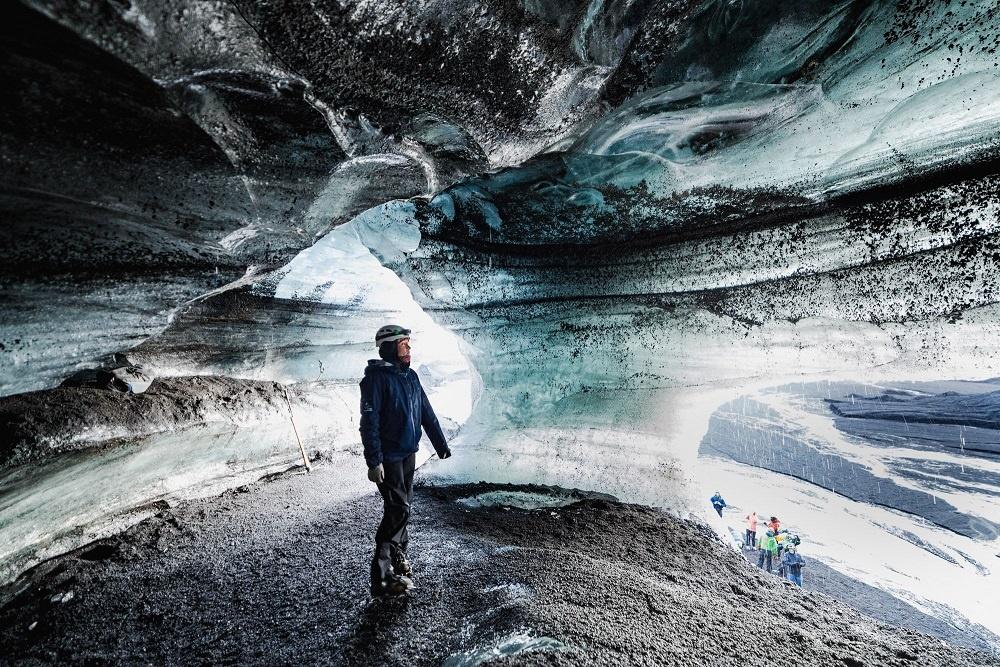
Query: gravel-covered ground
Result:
<box><xmin>1</xmin><ymin>463</ymin><xmax>997</xmax><ymax>666</ymax></box>
<box><xmin>734</xmin><ymin>544</ymin><xmax>998</xmax><ymax>655</ymax></box>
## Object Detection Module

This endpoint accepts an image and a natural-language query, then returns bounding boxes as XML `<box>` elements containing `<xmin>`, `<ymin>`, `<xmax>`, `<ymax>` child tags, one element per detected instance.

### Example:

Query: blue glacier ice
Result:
<box><xmin>1</xmin><ymin>0</ymin><xmax>999</xmax><ymax>652</ymax></box>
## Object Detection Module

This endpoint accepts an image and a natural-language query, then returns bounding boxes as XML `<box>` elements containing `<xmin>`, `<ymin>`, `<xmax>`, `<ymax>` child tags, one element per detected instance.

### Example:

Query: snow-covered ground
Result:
<box><xmin>696</xmin><ymin>380</ymin><xmax>1000</xmax><ymax>645</ymax></box>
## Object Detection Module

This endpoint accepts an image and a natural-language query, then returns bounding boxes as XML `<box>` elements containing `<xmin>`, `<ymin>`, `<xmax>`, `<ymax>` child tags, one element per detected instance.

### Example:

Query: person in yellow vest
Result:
<box><xmin>775</xmin><ymin>530</ymin><xmax>786</xmax><ymax>557</ymax></box>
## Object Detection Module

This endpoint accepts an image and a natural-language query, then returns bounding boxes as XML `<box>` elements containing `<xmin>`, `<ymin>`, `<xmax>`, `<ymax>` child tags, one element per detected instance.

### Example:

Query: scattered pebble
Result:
<box><xmin>49</xmin><ymin>591</ymin><xmax>75</xmax><ymax>604</ymax></box>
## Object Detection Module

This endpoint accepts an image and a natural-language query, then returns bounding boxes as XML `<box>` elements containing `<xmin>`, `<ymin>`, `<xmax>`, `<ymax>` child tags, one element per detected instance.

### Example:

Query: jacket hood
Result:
<box><xmin>365</xmin><ymin>359</ymin><xmax>407</xmax><ymax>375</ymax></box>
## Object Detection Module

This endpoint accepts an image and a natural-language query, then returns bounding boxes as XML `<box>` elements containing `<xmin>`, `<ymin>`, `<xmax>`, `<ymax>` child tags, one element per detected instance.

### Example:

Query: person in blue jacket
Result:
<box><xmin>781</xmin><ymin>545</ymin><xmax>806</xmax><ymax>586</ymax></box>
<box><xmin>360</xmin><ymin>324</ymin><xmax>452</xmax><ymax>597</ymax></box>
<box><xmin>710</xmin><ymin>491</ymin><xmax>727</xmax><ymax>517</ymax></box>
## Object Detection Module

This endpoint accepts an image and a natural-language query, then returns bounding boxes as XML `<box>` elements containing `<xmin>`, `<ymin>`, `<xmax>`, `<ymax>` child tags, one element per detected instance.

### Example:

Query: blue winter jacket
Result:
<box><xmin>710</xmin><ymin>494</ymin><xmax>726</xmax><ymax>508</ymax></box>
<box><xmin>781</xmin><ymin>551</ymin><xmax>805</xmax><ymax>575</ymax></box>
<box><xmin>359</xmin><ymin>359</ymin><xmax>449</xmax><ymax>468</ymax></box>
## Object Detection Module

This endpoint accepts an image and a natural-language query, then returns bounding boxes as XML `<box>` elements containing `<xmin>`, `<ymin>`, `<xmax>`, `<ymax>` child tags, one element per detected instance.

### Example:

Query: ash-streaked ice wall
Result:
<box><xmin>1</xmin><ymin>0</ymin><xmax>999</xmax><ymax>647</ymax></box>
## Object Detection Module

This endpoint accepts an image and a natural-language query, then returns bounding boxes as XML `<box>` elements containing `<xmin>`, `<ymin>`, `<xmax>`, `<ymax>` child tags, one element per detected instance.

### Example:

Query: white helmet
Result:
<box><xmin>375</xmin><ymin>324</ymin><xmax>411</xmax><ymax>347</ymax></box>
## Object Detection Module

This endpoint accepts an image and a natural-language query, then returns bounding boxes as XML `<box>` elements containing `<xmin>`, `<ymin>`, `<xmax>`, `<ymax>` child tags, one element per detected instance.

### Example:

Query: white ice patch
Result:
<box><xmin>456</xmin><ymin>490</ymin><xmax>578</xmax><ymax>510</ymax></box>
<box><xmin>121</xmin><ymin>2</ymin><xmax>156</xmax><ymax>39</ymax></box>
<box><xmin>826</xmin><ymin>73</ymin><xmax>1000</xmax><ymax>195</ymax></box>
<box><xmin>274</xmin><ymin>204</ymin><xmax>420</xmax><ymax>309</ymax></box>
<box><xmin>302</xmin><ymin>153</ymin><xmax>416</xmax><ymax>236</ymax></box>
<box><xmin>443</xmin><ymin>632</ymin><xmax>570</xmax><ymax>667</ymax></box>
<box><xmin>218</xmin><ymin>224</ymin><xmax>259</xmax><ymax>250</ymax></box>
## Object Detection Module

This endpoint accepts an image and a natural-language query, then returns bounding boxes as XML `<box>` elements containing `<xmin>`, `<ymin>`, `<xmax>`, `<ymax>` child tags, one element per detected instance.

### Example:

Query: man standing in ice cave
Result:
<box><xmin>360</xmin><ymin>324</ymin><xmax>452</xmax><ymax>597</ymax></box>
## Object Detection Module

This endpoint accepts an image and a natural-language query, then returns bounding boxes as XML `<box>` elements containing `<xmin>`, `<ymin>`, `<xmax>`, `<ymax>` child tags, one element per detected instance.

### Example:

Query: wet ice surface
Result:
<box><xmin>441</xmin><ymin>632</ymin><xmax>570</xmax><ymax>667</ymax></box>
<box><xmin>456</xmin><ymin>491</ymin><xmax>576</xmax><ymax>510</ymax></box>
<box><xmin>454</xmin><ymin>487</ymin><xmax>614</xmax><ymax>510</ymax></box>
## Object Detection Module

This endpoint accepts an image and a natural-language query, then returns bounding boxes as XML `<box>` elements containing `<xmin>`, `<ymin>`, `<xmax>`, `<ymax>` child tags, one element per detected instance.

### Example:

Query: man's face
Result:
<box><xmin>396</xmin><ymin>337</ymin><xmax>411</xmax><ymax>365</ymax></box>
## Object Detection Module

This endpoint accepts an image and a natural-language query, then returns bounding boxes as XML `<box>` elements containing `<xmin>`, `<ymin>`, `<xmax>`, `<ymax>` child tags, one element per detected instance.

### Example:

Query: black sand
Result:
<box><xmin>1</xmin><ymin>464</ymin><xmax>996</xmax><ymax>666</ymax></box>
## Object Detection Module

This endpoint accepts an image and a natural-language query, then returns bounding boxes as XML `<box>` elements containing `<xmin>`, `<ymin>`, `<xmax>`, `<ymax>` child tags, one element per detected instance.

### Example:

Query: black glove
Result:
<box><xmin>437</xmin><ymin>447</ymin><xmax>452</xmax><ymax>460</ymax></box>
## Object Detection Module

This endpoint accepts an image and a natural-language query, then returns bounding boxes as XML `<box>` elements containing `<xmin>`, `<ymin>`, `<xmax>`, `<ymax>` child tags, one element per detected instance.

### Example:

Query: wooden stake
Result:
<box><xmin>283</xmin><ymin>386</ymin><xmax>311</xmax><ymax>473</ymax></box>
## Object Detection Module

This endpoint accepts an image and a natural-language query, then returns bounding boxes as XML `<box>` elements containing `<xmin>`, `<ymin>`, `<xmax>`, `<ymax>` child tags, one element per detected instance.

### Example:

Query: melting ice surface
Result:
<box><xmin>442</xmin><ymin>632</ymin><xmax>570</xmax><ymax>667</ymax></box>
<box><xmin>455</xmin><ymin>490</ymin><xmax>585</xmax><ymax>510</ymax></box>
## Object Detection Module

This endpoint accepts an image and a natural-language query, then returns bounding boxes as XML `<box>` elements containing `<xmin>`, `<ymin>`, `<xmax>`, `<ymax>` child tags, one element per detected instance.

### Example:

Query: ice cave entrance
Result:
<box><xmin>271</xmin><ymin>200</ymin><xmax>476</xmax><ymax>446</ymax></box>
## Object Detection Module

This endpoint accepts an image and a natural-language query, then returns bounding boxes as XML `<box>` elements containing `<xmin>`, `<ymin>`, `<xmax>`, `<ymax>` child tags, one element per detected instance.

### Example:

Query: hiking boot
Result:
<box><xmin>371</xmin><ymin>573</ymin><xmax>414</xmax><ymax>598</ymax></box>
<box><xmin>391</xmin><ymin>549</ymin><xmax>413</xmax><ymax>578</ymax></box>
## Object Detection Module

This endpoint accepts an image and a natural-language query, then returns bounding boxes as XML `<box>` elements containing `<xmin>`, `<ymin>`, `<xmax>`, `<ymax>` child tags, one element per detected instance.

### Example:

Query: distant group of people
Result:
<box><xmin>711</xmin><ymin>493</ymin><xmax>806</xmax><ymax>587</ymax></box>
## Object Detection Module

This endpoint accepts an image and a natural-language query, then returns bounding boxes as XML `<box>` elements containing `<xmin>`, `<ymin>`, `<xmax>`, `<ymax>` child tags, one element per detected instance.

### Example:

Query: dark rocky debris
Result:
<box><xmin>0</xmin><ymin>470</ymin><xmax>996</xmax><ymax>666</ymax></box>
<box><xmin>0</xmin><ymin>375</ymin><xmax>297</xmax><ymax>469</ymax></box>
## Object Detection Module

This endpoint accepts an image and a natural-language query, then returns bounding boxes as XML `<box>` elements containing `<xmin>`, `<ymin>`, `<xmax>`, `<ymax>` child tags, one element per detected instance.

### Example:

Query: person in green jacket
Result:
<box><xmin>762</xmin><ymin>531</ymin><xmax>778</xmax><ymax>573</ymax></box>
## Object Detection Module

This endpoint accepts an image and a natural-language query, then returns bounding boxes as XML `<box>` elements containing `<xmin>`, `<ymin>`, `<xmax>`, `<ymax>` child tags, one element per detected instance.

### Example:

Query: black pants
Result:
<box><xmin>371</xmin><ymin>453</ymin><xmax>415</xmax><ymax>584</ymax></box>
<box><xmin>713</xmin><ymin>505</ymin><xmax>724</xmax><ymax>517</ymax></box>
<box><xmin>745</xmin><ymin>529</ymin><xmax>756</xmax><ymax>547</ymax></box>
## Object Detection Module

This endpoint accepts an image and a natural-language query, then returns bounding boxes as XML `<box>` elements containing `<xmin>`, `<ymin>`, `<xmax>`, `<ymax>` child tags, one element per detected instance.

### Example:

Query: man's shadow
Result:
<box><xmin>337</xmin><ymin>593</ymin><xmax>413</xmax><ymax>663</ymax></box>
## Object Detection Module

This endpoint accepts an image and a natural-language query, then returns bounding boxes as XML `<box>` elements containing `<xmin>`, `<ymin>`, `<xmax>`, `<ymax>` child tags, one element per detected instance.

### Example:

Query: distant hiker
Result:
<box><xmin>781</xmin><ymin>545</ymin><xmax>806</xmax><ymax>586</ymax></box>
<box><xmin>710</xmin><ymin>492</ymin><xmax>727</xmax><ymax>518</ymax></box>
<box><xmin>763</xmin><ymin>531</ymin><xmax>778</xmax><ymax>573</ymax></box>
<box><xmin>767</xmin><ymin>516</ymin><xmax>781</xmax><ymax>534</ymax></box>
<box><xmin>360</xmin><ymin>325</ymin><xmax>452</xmax><ymax>597</ymax></box>
<box><xmin>744</xmin><ymin>511</ymin><xmax>757</xmax><ymax>548</ymax></box>
<box><xmin>776</xmin><ymin>532</ymin><xmax>790</xmax><ymax>572</ymax></box>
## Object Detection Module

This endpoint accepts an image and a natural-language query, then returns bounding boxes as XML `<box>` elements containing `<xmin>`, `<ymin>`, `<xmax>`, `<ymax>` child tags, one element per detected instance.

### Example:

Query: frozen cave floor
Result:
<box><xmin>0</xmin><ymin>463</ymin><xmax>996</xmax><ymax>667</ymax></box>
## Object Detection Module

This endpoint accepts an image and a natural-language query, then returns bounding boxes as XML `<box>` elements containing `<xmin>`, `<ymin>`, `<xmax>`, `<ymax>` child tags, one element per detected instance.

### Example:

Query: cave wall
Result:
<box><xmin>1</xmin><ymin>0</ymin><xmax>999</xmax><ymax>630</ymax></box>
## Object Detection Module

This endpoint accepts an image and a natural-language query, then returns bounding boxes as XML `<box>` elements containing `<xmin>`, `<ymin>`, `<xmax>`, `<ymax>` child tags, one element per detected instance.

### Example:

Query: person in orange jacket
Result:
<box><xmin>767</xmin><ymin>516</ymin><xmax>781</xmax><ymax>534</ymax></box>
<box><xmin>744</xmin><ymin>511</ymin><xmax>757</xmax><ymax>549</ymax></box>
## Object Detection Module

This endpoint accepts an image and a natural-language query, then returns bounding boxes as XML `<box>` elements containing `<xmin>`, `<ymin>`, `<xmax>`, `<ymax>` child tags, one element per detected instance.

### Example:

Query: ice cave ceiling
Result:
<box><xmin>2</xmin><ymin>0</ymin><xmax>1000</xmax><ymax>642</ymax></box>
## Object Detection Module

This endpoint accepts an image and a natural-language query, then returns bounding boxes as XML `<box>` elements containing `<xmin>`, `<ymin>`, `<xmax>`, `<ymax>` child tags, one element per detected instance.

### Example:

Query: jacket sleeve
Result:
<box><xmin>417</xmin><ymin>379</ymin><xmax>449</xmax><ymax>455</ymax></box>
<box><xmin>359</xmin><ymin>375</ymin><xmax>383</xmax><ymax>468</ymax></box>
